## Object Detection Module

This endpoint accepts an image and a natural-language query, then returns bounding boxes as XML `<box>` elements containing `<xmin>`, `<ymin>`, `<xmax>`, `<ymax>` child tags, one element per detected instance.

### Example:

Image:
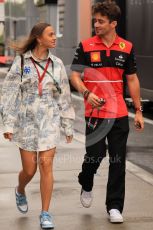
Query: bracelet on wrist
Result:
<box><xmin>135</xmin><ymin>106</ymin><xmax>143</xmax><ymax>112</ymax></box>
<box><xmin>83</xmin><ymin>90</ymin><xmax>91</xmax><ymax>99</ymax></box>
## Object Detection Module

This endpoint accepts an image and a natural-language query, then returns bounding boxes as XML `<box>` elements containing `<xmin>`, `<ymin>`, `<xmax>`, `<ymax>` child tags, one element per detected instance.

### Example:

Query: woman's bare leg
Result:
<box><xmin>38</xmin><ymin>148</ymin><xmax>56</xmax><ymax>211</ymax></box>
<box><xmin>17</xmin><ymin>148</ymin><xmax>37</xmax><ymax>194</ymax></box>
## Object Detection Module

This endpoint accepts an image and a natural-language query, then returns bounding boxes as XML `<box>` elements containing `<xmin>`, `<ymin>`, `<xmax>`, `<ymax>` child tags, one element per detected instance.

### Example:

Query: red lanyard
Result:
<box><xmin>31</xmin><ymin>57</ymin><xmax>51</xmax><ymax>96</ymax></box>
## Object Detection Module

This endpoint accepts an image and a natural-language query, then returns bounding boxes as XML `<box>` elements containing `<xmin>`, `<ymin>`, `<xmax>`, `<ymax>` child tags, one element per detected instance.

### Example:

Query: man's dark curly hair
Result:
<box><xmin>92</xmin><ymin>1</ymin><xmax>121</xmax><ymax>23</ymax></box>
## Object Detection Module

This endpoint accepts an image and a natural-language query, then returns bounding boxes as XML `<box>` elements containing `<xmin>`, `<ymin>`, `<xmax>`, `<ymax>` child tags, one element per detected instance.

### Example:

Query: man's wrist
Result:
<box><xmin>82</xmin><ymin>89</ymin><xmax>91</xmax><ymax>99</ymax></box>
<box><xmin>135</xmin><ymin>106</ymin><xmax>143</xmax><ymax>113</ymax></box>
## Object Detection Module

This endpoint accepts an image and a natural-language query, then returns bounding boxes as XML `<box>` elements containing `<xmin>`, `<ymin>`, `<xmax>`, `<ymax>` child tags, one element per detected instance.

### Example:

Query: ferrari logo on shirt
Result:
<box><xmin>90</xmin><ymin>52</ymin><xmax>101</xmax><ymax>62</ymax></box>
<box><xmin>119</xmin><ymin>42</ymin><xmax>126</xmax><ymax>50</ymax></box>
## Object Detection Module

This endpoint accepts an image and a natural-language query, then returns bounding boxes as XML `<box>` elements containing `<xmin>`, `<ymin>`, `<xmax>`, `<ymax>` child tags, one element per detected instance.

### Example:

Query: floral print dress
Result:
<box><xmin>0</xmin><ymin>50</ymin><xmax>75</xmax><ymax>151</ymax></box>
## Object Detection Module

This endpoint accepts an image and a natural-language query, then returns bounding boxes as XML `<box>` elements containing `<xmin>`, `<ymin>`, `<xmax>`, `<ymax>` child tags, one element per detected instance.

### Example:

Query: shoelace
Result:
<box><xmin>17</xmin><ymin>194</ymin><xmax>27</xmax><ymax>205</ymax></box>
<box><xmin>83</xmin><ymin>191</ymin><xmax>92</xmax><ymax>199</ymax></box>
<box><xmin>110</xmin><ymin>209</ymin><xmax>121</xmax><ymax>215</ymax></box>
<box><xmin>41</xmin><ymin>213</ymin><xmax>52</xmax><ymax>222</ymax></box>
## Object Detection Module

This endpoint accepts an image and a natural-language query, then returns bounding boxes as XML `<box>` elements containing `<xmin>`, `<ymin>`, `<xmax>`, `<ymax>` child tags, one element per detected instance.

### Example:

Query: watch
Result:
<box><xmin>82</xmin><ymin>89</ymin><xmax>91</xmax><ymax>99</ymax></box>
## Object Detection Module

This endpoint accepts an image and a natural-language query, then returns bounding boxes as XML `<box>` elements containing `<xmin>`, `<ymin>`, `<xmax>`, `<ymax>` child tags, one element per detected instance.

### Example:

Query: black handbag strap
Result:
<box><xmin>20</xmin><ymin>54</ymin><xmax>24</xmax><ymax>82</ymax></box>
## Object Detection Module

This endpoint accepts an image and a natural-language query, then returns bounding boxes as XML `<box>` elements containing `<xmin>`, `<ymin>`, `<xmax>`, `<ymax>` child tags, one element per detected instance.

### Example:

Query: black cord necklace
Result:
<box><xmin>32</xmin><ymin>51</ymin><xmax>48</xmax><ymax>61</ymax></box>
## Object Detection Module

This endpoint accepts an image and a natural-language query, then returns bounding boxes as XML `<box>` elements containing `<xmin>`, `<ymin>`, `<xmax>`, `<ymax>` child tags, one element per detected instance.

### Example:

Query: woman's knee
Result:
<box><xmin>38</xmin><ymin>149</ymin><xmax>55</xmax><ymax>173</ymax></box>
<box><xmin>39</xmin><ymin>161</ymin><xmax>53</xmax><ymax>175</ymax></box>
<box><xmin>22</xmin><ymin>167</ymin><xmax>37</xmax><ymax>178</ymax></box>
<box><xmin>39</xmin><ymin>159</ymin><xmax>54</xmax><ymax>176</ymax></box>
<box><xmin>19</xmin><ymin>148</ymin><xmax>37</xmax><ymax>177</ymax></box>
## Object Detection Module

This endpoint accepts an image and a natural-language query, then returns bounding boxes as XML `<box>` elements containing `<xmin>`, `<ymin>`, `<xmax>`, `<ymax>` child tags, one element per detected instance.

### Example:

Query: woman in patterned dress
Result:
<box><xmin>0</xmin><ymin>22</ymin><xmax>75</xmax><ymax>229</ymax></box>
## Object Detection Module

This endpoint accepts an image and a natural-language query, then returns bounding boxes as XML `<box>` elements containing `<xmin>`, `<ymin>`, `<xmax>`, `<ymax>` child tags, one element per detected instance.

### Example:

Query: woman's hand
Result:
<box><xmin>3</xmin><ymin>132</ymin><xmax>13</xmax><ymax>141</ymax></box>
<box><xmin>66</xmin><ymin>135</ymin><xmax>73</xmax><ymax>143</ymax></box>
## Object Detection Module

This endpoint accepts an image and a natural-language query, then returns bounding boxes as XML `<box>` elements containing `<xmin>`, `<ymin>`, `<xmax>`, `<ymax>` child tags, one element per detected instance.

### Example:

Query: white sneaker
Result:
<box><xmin>80</xmin><ymin>189</ymin><xmax>93</xmax><ymax>208</ymax></box>
<box><xmin>109</xmin><ymin>209</ymin><xmax>123</xmax><ymax>223</ymax></box>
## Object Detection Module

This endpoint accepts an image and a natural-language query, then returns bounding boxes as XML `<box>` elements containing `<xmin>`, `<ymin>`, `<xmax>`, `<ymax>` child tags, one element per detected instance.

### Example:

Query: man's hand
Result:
<box><xmin>66</xmin><ymin>135</ymin><xmax>73</xmax><ymax>143</ymax></box>
<box><xmin>134</xmin><ymin>111</ymin><xmax>144</xmax><ymax>131</ymax></box>
<box><xmin>87</xmin><ymin>92</ymin><xmax>102</xmax><ymax>108</ymax></box>
<box><xmin>3</xmin><ymin>132</ymin><xmax>13</xmax><ymax>141</ymax></box>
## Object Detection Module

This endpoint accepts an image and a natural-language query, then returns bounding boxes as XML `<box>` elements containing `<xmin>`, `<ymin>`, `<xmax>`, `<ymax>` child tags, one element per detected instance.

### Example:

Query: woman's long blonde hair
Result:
<box><xmin>10</xmin><ymin>22</ymin><xmax>51</xmax><ymax>54</ymax></box>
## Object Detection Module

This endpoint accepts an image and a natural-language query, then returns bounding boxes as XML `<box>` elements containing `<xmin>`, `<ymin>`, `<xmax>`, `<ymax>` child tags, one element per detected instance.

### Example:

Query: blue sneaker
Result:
<box><xmin>40</xmin><ymin>211</ymin><xmax>54</xmax><ymax>229</ymax></box>
<box><xmin>15</xmin><ymin>187</ymin><xmax>28</xmax><ymax>214</ymax></box>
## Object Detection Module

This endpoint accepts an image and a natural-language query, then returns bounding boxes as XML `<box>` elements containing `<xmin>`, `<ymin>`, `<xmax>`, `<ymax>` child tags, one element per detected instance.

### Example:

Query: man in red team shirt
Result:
<box><xmin>71</xmin><ymin>0</ymin><xmax>144</xmax><ymax>223</ymax></box>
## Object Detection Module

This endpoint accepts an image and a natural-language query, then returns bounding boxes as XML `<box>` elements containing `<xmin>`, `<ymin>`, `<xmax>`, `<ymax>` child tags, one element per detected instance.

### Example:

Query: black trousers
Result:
<box><xmin>78</xmin><ymin>116</ymin><xmax>129</xmax><ymax>213</ymax></box>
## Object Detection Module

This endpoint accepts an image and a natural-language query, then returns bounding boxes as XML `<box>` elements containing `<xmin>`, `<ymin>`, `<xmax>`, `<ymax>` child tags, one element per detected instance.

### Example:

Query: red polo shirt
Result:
<box><xmin>71</xmin><ymin>35</ymin><xmax>137</xmax><ymax>118</ymax></box>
